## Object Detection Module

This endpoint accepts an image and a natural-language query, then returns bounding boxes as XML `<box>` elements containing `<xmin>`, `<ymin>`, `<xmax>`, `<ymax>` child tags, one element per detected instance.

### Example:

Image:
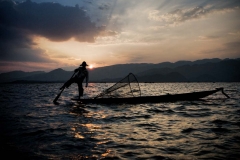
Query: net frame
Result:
<box><xmin>94</xmin><ymin>73</ymin><xmax>141</xmax><ymax>99</ymax></box>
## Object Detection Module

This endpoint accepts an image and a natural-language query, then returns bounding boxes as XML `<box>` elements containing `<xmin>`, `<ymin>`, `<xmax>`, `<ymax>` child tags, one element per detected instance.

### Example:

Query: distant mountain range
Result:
<box><xmin>0</xmin><ymin>58</ymin><xmax>239</xmax><ymax>83</ymax></box>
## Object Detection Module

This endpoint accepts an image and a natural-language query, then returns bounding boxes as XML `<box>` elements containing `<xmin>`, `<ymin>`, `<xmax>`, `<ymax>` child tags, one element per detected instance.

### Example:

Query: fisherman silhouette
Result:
<box><xmin>60</xmin><ymin>61</ymin><xmax>89</xmax><ymax>99</ymax></box>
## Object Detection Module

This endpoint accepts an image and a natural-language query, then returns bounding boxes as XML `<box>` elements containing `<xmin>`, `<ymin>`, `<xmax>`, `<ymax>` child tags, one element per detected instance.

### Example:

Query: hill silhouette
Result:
<box><xmin>0</xmin><ymin>58</ymin><xmax>239</xmax><ymax>83</ymax></box>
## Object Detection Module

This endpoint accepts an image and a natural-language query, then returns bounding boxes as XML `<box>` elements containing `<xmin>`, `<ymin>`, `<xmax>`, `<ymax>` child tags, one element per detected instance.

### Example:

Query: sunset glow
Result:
<box><xmin>89</xmin><ymin>65</ymin><xmax>94</xmax><ymax>69</ymax></box>
<box><xmin>0</xmin><ymin>0</ymin><xmax>239</xmax><ymax>73</ymax></box>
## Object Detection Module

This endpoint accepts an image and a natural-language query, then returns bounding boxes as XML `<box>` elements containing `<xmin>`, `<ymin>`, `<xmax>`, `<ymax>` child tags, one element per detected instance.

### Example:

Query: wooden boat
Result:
<box><xmin>72</xmin><ymin>87</ymin><xmax>229</xmax><ymax>104</ymax></box>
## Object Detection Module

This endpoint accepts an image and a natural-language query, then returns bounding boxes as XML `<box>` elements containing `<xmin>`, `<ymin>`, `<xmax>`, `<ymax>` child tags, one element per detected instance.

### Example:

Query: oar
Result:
<box><xmin>53</xmin><ymin>72</ymin><xmax>75</xmax><ymax>103</ymax></box>
<box><xmin>221</xmin><ymin>88</ymin><xmax>230</xmax><ymax>98</ymax></box>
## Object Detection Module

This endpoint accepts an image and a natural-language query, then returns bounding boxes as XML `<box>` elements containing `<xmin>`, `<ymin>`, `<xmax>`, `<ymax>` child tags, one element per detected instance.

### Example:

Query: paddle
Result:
<box><xmin>220</xmin><ymin>88</ymin><xmax>230</xmax><ymax>98</ymax></box>
<box><xmin>53</xmin><ymin>72</ymin><xmax>75</xmax><ymax>103</ymax></box>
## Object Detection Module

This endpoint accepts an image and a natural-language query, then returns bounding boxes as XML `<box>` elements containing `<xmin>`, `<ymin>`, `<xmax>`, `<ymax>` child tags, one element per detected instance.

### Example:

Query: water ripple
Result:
<box><xmin>0</xmin><ymin>83</ymin><xmax>240</xmax><ymax>159</ymax></box>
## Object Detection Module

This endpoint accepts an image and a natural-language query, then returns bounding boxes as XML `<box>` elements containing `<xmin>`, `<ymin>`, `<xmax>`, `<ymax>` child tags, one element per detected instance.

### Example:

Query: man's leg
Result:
<box><xmin>77</xmin><ymin>83</ymin><xmax>84</xmax><ymax>99</ymax></box>
<box><xmin>60</xmin><ymin>78</ymin><xmax>75</xmax><ymax>90</ymax></box>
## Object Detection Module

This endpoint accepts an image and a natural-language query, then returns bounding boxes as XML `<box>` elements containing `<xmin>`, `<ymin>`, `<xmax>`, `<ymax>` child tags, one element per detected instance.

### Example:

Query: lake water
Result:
<box><xmin>0</xmin><ymin>83</ymin><xmax>240</xmax><ymax>159</ymax></box>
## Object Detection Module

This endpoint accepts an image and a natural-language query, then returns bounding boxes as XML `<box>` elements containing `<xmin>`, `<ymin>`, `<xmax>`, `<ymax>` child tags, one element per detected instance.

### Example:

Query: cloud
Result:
<box><xmin>0</xmin><ymin>24</ymin><xmax>52</xmax><ymax>63</ymax></box>
<box><xmin>98</xmin><ymin>3</ymin><xmax>110</xmax><ymax>10</ymax></box>
<box><xmin>148</xmin><ymin>1</ymin><xmax>240</xmax><ymax>25</ymax></box>
<box><xmin>98</xmin><ymin>30</ymin><xmax>118</xmax><ymax>37</ymax></box>
<box><xmin>197</xmin><ymin>35</ymin><xmax>220</xmax><ymax>41</ymax></box>
<box><xmin>200</xmin><ymin>41</ymin><xmax>240</xmax><ymax>58</ymax></box>
<box><xmin>228</xmin><ymin>31</ymin><xmax>240</xmax><ymax>37</ymax></box>
<box><xmin>1</xmin><ymin>1</ymin><xmax>102</xmax><ymax>42</ymax></box>
<box><xmin>224</xmin><ymin>41</ymin><xmax>240</xmax><ymax>51</ymax></box>
<box><xmin>0</xmin><ymin>0</ymin><xmax>106</xmax><ymax>64</ymax></box>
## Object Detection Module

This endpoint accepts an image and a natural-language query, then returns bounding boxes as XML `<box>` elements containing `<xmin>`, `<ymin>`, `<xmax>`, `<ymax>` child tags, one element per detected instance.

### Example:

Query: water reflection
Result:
<box><xmin>68</xmin><ymin>103</ymin><xmax>115</xmax><ymax>159</ymax></box>
<box><xmin>1</xmin><ymin>83</ymin><xmax>239</xmax><ymax>159</ymax></box>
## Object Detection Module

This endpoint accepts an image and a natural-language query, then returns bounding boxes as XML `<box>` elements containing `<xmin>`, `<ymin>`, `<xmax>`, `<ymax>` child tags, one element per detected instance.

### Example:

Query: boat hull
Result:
<box><xmin>72</xmin><ymin>88</ymin><xmax>225</xmax><ymax>104</ymax></box>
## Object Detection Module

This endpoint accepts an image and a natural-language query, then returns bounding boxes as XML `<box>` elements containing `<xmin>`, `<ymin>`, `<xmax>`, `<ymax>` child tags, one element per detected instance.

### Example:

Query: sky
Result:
<box><xmin>0</xmin><ymin>0</ymin><xmax>240</xmax><ymax>73</ymax></box>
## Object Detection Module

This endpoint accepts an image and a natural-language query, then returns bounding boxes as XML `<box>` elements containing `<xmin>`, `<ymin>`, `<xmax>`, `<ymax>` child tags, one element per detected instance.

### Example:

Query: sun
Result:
<box><xmin>89</xmin><ymin>65</ymin><xmax>93</xmax><ymax>69</ymax></box>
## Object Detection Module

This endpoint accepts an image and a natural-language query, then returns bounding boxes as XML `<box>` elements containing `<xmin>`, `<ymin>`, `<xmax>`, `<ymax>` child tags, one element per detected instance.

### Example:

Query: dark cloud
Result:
<box><xmin>0</xmin><ymin>0</ymin><xmax>104</xmax><ymax>63</ymax></box>
<box><xmin>1</xmin><ymin>47</ymin><xmax>53</xmax><ymax>62</ymax></box>
<box><xmin>0</xmin><ymin>0</ymin><xmax>102</xmax><ymax>42</ymax></box>
<box><xmin>0</xmin><ymin>25</ymin><xmax>35</xmax><ymax>50</ymax></box>
<box><xmin>98</xmin><ymin>3</ymin><xmax>110</xmax><ymax>10</ymax></box>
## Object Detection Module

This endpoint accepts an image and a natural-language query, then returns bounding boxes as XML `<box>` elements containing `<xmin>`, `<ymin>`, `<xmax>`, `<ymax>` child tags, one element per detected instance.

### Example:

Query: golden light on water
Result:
<box><xmin>82</xmin><ymin>123</ymin><xmax>101</xmax><ymax>130</ymax></box>
<box><xmin>74</xmin><ymin>132</ymin><xmax>84</xmax><ymax>139</ymax></box>
<box><xmin>101</xmin><ymin>149</ymin><xmax>111</xmax><ymax>157</ymax></box>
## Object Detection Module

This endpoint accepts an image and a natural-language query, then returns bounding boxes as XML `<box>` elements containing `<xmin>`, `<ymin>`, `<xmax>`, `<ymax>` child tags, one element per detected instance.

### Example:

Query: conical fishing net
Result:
<box><xmin>95</xmin><ymin>73</ymin><xmax>141</xmax><ymax>99</ymax></box>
